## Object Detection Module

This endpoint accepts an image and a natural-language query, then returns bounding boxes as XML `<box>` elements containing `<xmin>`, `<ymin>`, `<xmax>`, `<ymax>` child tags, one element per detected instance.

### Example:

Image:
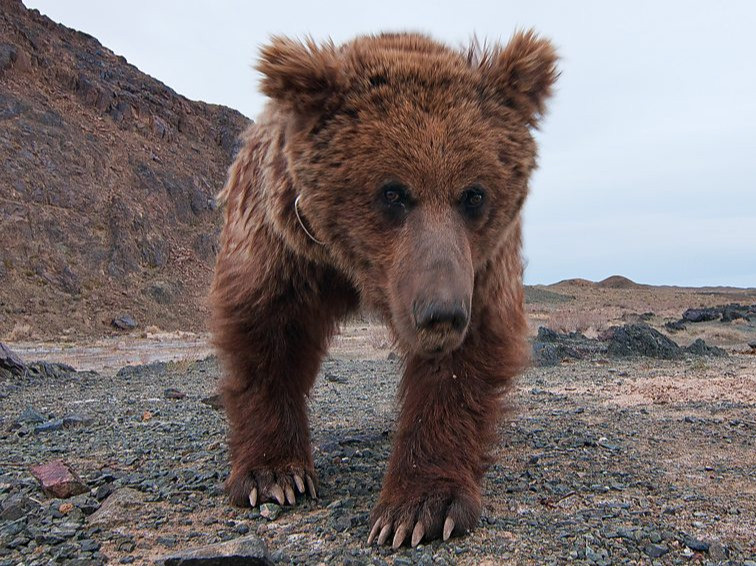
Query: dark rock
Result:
<box><xmin>144</xmin><ymin>282</ymin><xmax>175</xmax><ymax>305</ymax></box>
<box><xmin>26</xmin><ymin>361</ymin><xmax>76</xmax><ymax>379</ymax></box>
<box><xmin>1</xmin><ymin>342</ymin><xmax>26</xmax><ymax>375</ymax></box>
<box><xmin>58</xmin><ymin>265</ymin><xmax>82</xmax><ymax>295</ymax></box>
<box><xmin>664</xmin><ymin>319</ymin><xmax>687</xmax><ymax>332</ymax></box>
<box><xmin>387</xmin><ymin>351</ymin><xmax>400</xmax><ymax>361</ymax></box>
<box><xmin>324</xmin><ymin>372</ymin><xmax>347</xmax><ymax>384</ymax></box>
<box><xmin>201</xmin><ymin>394</ymin><xmax>223</xmax><ymax>410</ymax></box>
<box><xmin>30</xmin><ymin>460</ymin><xmax>88</xmax><ymax>498</ymax></box>
<box><xmin>111</xmin><ymin>314</ymin><xmax>138</xmax><ymax>331</ymax></box>
<box><xmin>532</xmin><ymin>342</ymin><xmax>560</xmax><ymax>367</ymax></box>
<box><xmin>95</xmin><ymin>483</ymin><xmax>114</xmax><ymax>501</ymax></box>
<box><xmin>80</xmin><ymin>539</ymin><xmax>100</xmax><ymax>552</ymax></box>
<box><xmin>0</xmin><ymin>43</ymin><xmax>19</xmax><ymax>75</ymax></box>
<box><xmin>747</xmin><ymin>340</ymin><xmax>756</xmax><ymax>350</ymax></box>
<box><xmin>682</xmin><ymin>307</ymin><xmax>720</xmax><ymax>323</ymax></box>
<box><xmin>682</xmin><ymin>536</ymin><xmax>709</xmax><ymax>552</ymax></box>
<box><xmin>531</xmin><ymin>327</ymin><xmax>597</xmax><ymax>366</ymax></box>
<box><xmin>62</xmin><ymin>413</ymin><xmax>94</xmax><ymax>428</ymax></box>
<box><xmin>34</xmin><ymin>419</ymin><xmax>64</xmax><ymax>433</ymax></box>
<box><xmin>116</xmin><ymin>361</ymin><xmax>168</xmax><ymax>378</ymax></box>
<box><xmin>0</xmin><ymin>494</ymin><xmax>39</xmax><ymax>521</ymax></box>
<box><xmin>17</xmin><ymin>406</ymin><xmax>46</xmax><ymax>424</ymax></box>
<box><xmin>164</xmin><ymin>388</ymin><xmax>186</xmax><ymax>400</ymax></box>
<box><xmin>685</xmin><ymin>338</ymin><xmax>727</xmax><ymax>357</ymax></box>
<box><xmin>192</xmin><ymin>233</ymin><xmax>218</xmax><ymax>263</ymax></box>
<box><xmin>721</xmin><ymin>305</ymin><xmax>746</xmax><ymax>322</ymax></box>
<box><xmin>161</xmin><ymin>534</ymin><xmax>270</xmax><ymax>566</ymax></box>
<box><xmin>709</xmin><ymin>542</ymin><xmax>728</xmax><ymax>562</ymax></box>
<box><xmin>644</xmin><ymin>544</ymin><xmax>669</xmax><ymax>558</ymax></box>
<box><xmin>607</xmin><ymin>324</ymin><xmax>683</xmax><ymax>359</ymax></box>
<box><xmin>259</xmin><ymin>503</ymin><xmax>281</xmax><ymax>521</ymax></box>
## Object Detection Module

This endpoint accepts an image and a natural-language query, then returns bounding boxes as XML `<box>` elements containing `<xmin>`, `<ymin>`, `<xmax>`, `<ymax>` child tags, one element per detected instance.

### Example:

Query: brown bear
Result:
<box><xmin>210</xmin><ymin>31</ymin><xmax>558</xmax><ymax>548</ymax></box>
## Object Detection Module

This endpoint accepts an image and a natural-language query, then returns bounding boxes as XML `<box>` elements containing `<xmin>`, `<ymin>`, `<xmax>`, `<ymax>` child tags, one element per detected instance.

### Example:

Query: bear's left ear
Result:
<box><xmin>256</xmin><ymin>36</ymin><xmax>343</xmax><ymax>114</ymax></box>
<box><xmin>473</xmin><ymin>30</ymin><xmax>559</xmax><ymax>127</ymax></box>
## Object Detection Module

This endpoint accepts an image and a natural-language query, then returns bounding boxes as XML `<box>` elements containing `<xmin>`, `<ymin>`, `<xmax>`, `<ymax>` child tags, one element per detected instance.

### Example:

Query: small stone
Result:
<box><xmin>80</xmin><ymin>539</ymin><xmax>100</xmax><ymax>552</ymax></box>
<box><xmin>34</xmin><ymin>419</ymin><xmax>64</xmax><ymax>433</ymax></box>
<box><xmin>157</xmin><ymin>535</ymin><xmax>177</xmax><ymax>548</ymax></box>
<box><xmin>59</xmin><ymin>501</ymin><xmax>74</xmax><ymax>514</ymax></box>
<box><xmin>645</xmin><ymin>544</ymin><xmax>668</xmax><ymax>558</ymax></box>
<box><xmin>111</xmin><ymin>314</ymin><xmax>138</xmax><ymax>330</ymax></box>
<box><xmin>161</xmin><ymin>534</ymin><xmax>270</xmax><ymax>565</ymax></box>
<box><xmin>682</xmin><ymin>536</ymin><xmax>709</xmax><ymax>552</ymax></box>
<box><xmin>62</xmin><ymin>414</ymin><xmax>94</xmax><ymax>428</ymax></box>
<box><xmin>259</xmin><ymin>503</ymin><xmax>281</xmax><ymax>521</ymax></box>
<box><xmin>30</xmin><ymin>460</ymin><xmax>88</xmax><ymax>498</ymax></box>
<box><xmin>141</xmin><ymin>411</ymin><xmax>153</xmax><ymax>421</ymax></box>
<box><xmin>95</xmin><ymin>483</ymin><xmax>114</xmax><ymax>501</ymax></box>
<box><xmin>18</xmin><ymin>406</ymin><xmax>46</xmax><ymax>424</ymax></box>
<box><xmin>324</xmin><ymin>372</ymin><xmax>347</xmax><ymax>384</ymax></box>
<box><xmin>709</xmin><ymin>542</ymin><xmax>728</xmax><ymax>562</ymax></box>
<box><xmin>332</xmin><ymin>514</ymin><xmax>352</xmax><ymax>532</ymax></box>
<box><xmin>201</xmin><ymin>394</ymin><xmax>223</xmax><ymax>410</ymax></box>
<box><xmin>164</xmin><ymin>388</ymin><xmax>186</xmax><ymax>399</ymax></box>
<box><xmin>387</xmin><ymin>351</ymin><xmax>400</xmax><ymax>361</ymax></box>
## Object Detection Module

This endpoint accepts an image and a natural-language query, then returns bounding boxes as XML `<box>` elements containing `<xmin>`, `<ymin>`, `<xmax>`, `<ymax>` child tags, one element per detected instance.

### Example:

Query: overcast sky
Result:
<box><xmin>26</xmin><ymin>1</ymin><xmax>756</xmax><ymax>287</ymax></box>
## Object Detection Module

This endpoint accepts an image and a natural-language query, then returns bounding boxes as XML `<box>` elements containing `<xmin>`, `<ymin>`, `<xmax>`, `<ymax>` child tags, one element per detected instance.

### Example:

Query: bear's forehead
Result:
<box><xmin>339</xmin><ymin>33</ymin><xmax>477</xmax><ymax>93</ymax></box>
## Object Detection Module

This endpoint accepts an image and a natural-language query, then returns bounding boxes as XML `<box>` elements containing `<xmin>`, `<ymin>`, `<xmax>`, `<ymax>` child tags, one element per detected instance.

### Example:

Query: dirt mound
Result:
<box><xmin>597</xmin><ymin>275</ymin><xmax>642</xmax><ymax>289</ymax></box>
<box><xmin>552</xmin><ymin>278</ymin><xmax>597</xmax><ymax>288</ymax></box>
<box><xmin>0</xmin><ymin>0</ymin><xmax>249</xmax><ymax>340</ymax></box>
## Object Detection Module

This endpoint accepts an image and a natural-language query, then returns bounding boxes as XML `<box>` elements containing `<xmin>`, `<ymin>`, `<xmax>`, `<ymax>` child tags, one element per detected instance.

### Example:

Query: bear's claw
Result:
<box><xmin>229</xmin><ymin>466</ymin><xmax>317</xmax><ymax>508</ymax></box>
<box><xmin>368</xmin><ymin>492</ymin><xmax>476</xmax><ymax>548</ymax></box>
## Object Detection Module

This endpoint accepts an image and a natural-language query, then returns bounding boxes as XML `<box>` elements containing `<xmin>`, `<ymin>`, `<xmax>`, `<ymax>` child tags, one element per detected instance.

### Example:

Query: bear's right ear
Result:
<box><xmin>256</xmin><ymin>36</ymin><xmax>343</xmax><ymax>114</ymax></box>
<box><xmin>472</xmin><ymin>30</ymin><xmax>559</xmax><ymax>128</ymax></box>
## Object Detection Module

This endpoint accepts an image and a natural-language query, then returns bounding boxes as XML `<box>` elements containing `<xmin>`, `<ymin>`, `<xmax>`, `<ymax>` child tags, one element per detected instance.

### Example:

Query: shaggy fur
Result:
<box><xmin>210</xmin><ymin>31</ymin><xmax>558</xmax><ymax>547</ymax></box>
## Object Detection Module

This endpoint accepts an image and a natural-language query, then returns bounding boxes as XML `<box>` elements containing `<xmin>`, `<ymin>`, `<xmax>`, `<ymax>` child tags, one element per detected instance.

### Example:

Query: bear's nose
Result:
<box><xmin>414</xmin><ymin>301</ymin><xmax>469</xmax><ymax>332</ymax></box>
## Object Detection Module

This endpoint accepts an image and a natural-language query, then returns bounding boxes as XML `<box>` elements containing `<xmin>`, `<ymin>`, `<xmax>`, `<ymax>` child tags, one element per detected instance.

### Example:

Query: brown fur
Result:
<box><xmin>210</xmin><ymin>31</ymin><xmax>558</xmax><ymax>545</ymax></box>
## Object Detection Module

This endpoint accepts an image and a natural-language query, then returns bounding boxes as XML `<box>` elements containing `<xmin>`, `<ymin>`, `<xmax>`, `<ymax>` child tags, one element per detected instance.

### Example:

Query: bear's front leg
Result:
<box><xmin>212</xmin><ymin>241</ymin><xmax>357</xmax><ymax>509</ymax></box>
<box><xmin>369</xmin><ymin>315</ymin><xmax>526</xmax><ymax>548</ymax></box>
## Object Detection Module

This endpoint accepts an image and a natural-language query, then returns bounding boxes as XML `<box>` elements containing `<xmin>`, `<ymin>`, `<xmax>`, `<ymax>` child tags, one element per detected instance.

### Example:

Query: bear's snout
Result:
<box><xmin>412</xmin><ymin>293</ymin><xmax>471</xmax><ymax>355</ymax></box>
<box><xmin>413</xmin><ymin>299</ymin><xmax>469</xmax><ymax>333</ymax></box>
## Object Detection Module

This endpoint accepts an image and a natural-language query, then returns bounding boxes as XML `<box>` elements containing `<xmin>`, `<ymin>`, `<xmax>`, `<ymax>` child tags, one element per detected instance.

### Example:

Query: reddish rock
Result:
<box><xmin>30</xmin><ymin>460</ymin><xmax>88</xmax><ymax>498</ymax></box>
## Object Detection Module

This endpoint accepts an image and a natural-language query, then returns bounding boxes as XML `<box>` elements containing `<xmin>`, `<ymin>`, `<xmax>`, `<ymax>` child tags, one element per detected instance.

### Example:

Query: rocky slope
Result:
<box><xmin>0</xmin><ymin>0</ymin><xmax>249</xmax><ymax>340</ymax></box>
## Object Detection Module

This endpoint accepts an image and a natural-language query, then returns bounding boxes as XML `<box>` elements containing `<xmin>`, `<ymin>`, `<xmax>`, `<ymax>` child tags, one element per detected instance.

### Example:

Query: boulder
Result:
<box><xmin>685</xmin><ymin>339</ymin><xmax>726</xmax><ymax>357</ymax></box>
<box><xmin>682</xmin><ymin>307</ymin><xmax>720</xmax><ymax>323</ymax></box>
<box><xmin>607</xmin><ymin>324</ymin><xmax>683</xmax><ymax>359</ymax></box>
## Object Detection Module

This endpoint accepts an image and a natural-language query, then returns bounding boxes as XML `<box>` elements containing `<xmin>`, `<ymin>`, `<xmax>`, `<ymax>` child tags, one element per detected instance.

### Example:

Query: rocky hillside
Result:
<box><xmin>0</xmin><ymin>0</ymin><xmax>249</xmax><ymax>340</ymax></box>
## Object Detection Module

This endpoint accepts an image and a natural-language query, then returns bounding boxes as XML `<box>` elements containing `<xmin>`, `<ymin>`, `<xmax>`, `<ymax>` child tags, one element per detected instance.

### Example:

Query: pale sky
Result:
<box><xmin>26</xmin><ymin>1</ymin><xmax>756</xmax><ymax>287</ymax></box>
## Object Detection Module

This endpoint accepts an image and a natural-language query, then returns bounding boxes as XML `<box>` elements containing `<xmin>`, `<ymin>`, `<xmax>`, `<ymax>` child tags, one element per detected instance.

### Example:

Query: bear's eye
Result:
<box><xmin>381</xmin><ymin>182</ymin><xmax>409</xmax><ymax>207</ymax></box>
<box><xmin>461</xmin><ymin>187</ymin><xmax>485</xmax><ymax>210</ymax></box>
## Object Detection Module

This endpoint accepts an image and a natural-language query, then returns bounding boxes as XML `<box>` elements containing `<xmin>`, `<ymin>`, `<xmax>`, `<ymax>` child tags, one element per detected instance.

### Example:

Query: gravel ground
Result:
<box><xmin>1</xmin><ymin>342</ymin><xmax>755</xmax><ymax>565</ymax></box>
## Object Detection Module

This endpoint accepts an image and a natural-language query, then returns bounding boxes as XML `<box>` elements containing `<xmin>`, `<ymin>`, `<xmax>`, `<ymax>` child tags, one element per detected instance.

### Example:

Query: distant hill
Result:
<box><xmin>552</xmin><ymin>278</ymin><xmax>597</xmax><ymax>288</ymax></box>
<box><xmin>0</xmin><ymin>0</ymin><xmax>249</xmax><ymax>339</ymax></box>
<box><xmin>596</xmin><ymin>275</ymin><xmax>643</xmax><ymax>289</ymax></box>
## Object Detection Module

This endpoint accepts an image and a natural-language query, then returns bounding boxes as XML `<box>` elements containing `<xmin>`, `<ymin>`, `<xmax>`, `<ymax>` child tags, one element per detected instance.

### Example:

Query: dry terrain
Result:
<box><xmin>1</xmin><ymin>281</ymin><xmax>755</xmax><ymax>565</ymax></box>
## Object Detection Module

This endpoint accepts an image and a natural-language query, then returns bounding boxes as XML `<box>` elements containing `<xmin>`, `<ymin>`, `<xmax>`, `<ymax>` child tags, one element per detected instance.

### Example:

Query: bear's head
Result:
<box><xmin>258</xmin><ymin>32</ymin><xmax>558</xmax><ymax>356</ymax></box>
